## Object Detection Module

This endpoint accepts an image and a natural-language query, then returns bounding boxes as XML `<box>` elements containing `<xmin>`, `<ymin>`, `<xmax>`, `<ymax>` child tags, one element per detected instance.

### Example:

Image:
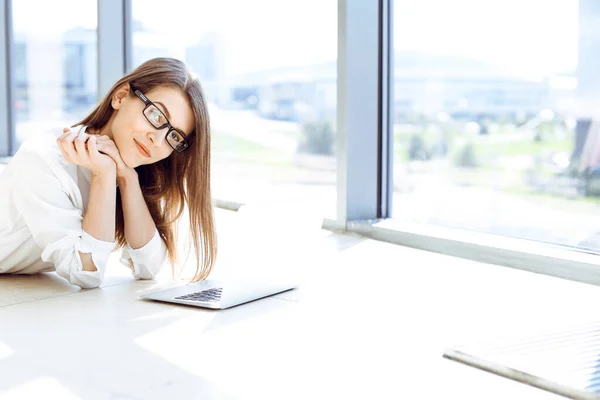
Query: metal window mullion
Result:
<box><xmin>378</xmin><ymin>0</ymin><xmax>393</xmax><ymax>218</ymax></box>
<box><xmin>337</xmin><ymin>0</ymin><xmax>387</xmax><ymax>222</ymax></box>
<box><xmin>0</xmin><ymin>0</ymin><xmax>15</xmax><ymax>156</ymax></box>
<box><xmin>97</xmin><ymin>0</ymin><xmax>132</xmax><ymax>99</ymax></box>
<box><xmin>123</xmin><ymin>0</ymin><xmax>132</xmax><ymax>73</ymax></box>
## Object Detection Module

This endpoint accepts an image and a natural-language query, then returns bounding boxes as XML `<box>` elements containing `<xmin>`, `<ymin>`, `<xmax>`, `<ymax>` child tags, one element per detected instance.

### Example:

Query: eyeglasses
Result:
<box><xmin>130</xmin><ymin>84</ymin><xmax>189</xmax><ymax>153</ymax></box>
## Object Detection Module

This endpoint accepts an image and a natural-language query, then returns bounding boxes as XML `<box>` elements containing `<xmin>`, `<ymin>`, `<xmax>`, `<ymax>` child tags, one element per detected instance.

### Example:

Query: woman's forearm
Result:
<box><xmin>118</xmin><ymin>174</ymin><xmax>157</xmax><ymax>250</ymax></box>
<box><xmin>81</xmin><ymin>171</ymin><xmax>117</xmax><ymax>271</ymax></box>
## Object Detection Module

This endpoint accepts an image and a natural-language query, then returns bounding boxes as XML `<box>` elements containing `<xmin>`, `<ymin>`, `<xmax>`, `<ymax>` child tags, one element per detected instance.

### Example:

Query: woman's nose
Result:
<box><xmin>148</xmin><ymin>130</ymin><xmax>166</xmax><ymax>147</ymax></box>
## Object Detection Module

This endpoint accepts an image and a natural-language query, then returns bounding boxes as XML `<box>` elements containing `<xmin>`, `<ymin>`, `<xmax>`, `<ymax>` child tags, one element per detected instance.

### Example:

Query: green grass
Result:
<box><xmin>392</xmin><ymin>126</ymin><xmax>573</xmax><ymax>167</ymax></box>
<box><xmin>437</xmin><ymin>165</ymin><xmax>600</xmax><ymax>212</ymax></box>
<box><xmin>212</xmin><ymin>130</ymin><xmax>275</xmax><ymax>154</ymax></box>
<box><xmin>474</xmin><ymin>138</ymin><xmax>572</xmax><ymax>158</ymax></box>
<box><xmin>504</xmin><ymin>184</ymin><xmax>600</xmax><ymax>211</ymax></box>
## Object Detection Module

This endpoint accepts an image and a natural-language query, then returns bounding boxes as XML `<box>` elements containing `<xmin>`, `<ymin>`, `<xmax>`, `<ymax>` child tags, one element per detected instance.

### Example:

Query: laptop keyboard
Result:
<box><xmin>175</xmin><ymin>287</ymin><xmax>223</xmax><ymax>303</ymax></box>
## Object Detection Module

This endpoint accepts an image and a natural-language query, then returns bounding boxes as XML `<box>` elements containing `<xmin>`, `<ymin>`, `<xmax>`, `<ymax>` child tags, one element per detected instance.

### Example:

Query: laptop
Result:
<box><xmin>139</xmin><ymin>205</ymin><xmax>323</xmax><ymax>309</ymax></box>
<box><xmin>138</xmin><ymin>276</ymin><xmax>297</xmax><ymax>310</ymax></box>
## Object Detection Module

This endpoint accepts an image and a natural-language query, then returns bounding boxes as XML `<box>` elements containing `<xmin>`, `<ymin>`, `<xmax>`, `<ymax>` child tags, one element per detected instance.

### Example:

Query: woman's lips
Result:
<box><xmin>134</xmin><ymin>139</ymin><xmax>151</xmax><ymax>158</ymax></box>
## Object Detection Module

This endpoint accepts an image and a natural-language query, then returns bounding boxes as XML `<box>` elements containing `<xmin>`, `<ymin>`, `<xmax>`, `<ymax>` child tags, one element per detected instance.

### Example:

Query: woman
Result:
<box><xmin>0</xmin><ymin>57</ymin><xmax>217</xmax><ymax>289</ymax></box>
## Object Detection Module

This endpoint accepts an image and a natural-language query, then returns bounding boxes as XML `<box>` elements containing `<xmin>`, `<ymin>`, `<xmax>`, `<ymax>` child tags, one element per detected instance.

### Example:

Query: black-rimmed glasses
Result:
<box><xmin>130</xmin><ymin>84</ymin><xmax>189</xmax><ymax>153</ymax></box>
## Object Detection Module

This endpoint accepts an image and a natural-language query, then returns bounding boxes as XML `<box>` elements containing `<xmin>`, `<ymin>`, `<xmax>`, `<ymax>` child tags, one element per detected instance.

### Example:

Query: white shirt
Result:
<box><xmin>0</xmin><ymin>126</ymin><xmax>168</xmax><ymax>288</ymax></box>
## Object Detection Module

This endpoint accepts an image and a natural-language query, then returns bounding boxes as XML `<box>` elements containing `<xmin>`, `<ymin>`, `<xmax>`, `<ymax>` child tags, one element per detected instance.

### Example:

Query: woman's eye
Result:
<box><xmin>170</xmin><ymin>132</ymin><xmax>180</xmax><ymax>142</ymax></box>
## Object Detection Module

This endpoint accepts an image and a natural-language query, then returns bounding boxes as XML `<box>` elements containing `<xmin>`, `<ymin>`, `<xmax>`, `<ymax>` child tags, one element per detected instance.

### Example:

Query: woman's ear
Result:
<box><xmin>111</xmin><ymin>83</ymin><xmax>131</xmax><ymax>110</ymax></box>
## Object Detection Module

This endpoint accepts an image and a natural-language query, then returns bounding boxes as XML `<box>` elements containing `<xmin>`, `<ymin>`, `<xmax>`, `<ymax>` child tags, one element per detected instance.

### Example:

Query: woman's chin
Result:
<box><xmin>122</xmin><ymin>153</ymin><xmax>140</xmax><ymax>169</ymax></box>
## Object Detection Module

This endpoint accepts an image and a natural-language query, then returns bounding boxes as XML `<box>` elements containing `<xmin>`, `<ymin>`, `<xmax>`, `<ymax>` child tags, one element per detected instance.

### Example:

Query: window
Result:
<box><xmin>131</xmin><ymin>0</ymin><xmax>337</xmax><ymax>217</ymax></box>
<box><xmin>392</xmin><ymin>1</ymin><xmax>600</xmax><ymax>252</ymax></box>
<box><xmin>11</xmin><ymin>0</ymin><xmax>98</xmax><ymax>147</ymax></box>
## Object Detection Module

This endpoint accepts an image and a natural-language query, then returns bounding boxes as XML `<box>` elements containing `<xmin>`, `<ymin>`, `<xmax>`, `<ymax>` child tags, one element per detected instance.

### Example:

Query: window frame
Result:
<box><xmin>0</xmin><ymin>0</ymin><xmax>15</xmax><ymax>157</ymax></box>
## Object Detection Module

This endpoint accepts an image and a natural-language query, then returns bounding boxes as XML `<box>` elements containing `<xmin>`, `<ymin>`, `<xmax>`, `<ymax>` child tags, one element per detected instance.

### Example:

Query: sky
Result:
<box><xmin>394</xmin><ymin>0</ymin><xmax>578</xmax><ymax>78</ymax></box>
<box><xmin>11</xmin><ymin>0</ymin><xmax>578</xmax><ymax>78</ymax></box>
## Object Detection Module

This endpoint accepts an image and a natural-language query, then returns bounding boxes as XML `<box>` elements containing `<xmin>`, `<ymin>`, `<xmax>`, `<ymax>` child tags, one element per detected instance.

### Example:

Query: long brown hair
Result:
<box><xmin>76</xmin><ymin>57</ymin><xmax>216</xmax><ymax>282</ymax></box>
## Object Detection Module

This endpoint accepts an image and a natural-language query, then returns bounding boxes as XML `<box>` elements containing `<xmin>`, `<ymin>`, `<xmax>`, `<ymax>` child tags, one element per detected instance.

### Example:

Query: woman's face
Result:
<box><xmin>109</xmin><ymin>84</ymin><xmax>194</xmax><ymax>168</ymax></box>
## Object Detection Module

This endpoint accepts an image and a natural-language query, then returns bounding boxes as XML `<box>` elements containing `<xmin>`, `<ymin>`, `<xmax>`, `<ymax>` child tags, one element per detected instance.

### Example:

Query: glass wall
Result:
<box><xmin>11</xmin><ymin>0</ymin><xmax>98</xmax><ymax>147</ymax></box>
<box><xmin>131</xmin><ymin>0</ymin><xmax>338</xmax><ymax>217</ymax></box>
<box><xmin>392</xmin><ymin>0</ymin><xmax>600</xmax><ymax>251</ymax></box>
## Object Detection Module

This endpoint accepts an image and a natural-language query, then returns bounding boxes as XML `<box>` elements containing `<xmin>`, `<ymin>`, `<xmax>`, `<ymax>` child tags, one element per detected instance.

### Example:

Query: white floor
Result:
<box><xmin>2</xmin><ymin>208</ymin><xmax>600</xmax><ymax>399</ymax></box>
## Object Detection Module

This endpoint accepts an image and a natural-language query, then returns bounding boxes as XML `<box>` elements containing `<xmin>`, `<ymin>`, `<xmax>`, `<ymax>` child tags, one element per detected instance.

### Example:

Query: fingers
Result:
<box><xmin>95</xmin><ymin>135</ymin><xmax>113</xmax><ymax>145</ymax></box>
<box><xmin>74</xmin><ymin>132</ymin><xmax>91</xmax><ymax>164</ymax></box>
<box><xmin>57</xmin><ymin>129</ymin><xmax>122</xmax><ymax>173</ymax></box>
<box><xmin>58</xmin><ymin>130</ymin><xmax>79</xmax><ymax>162</ymax></box>
<box><xmin>95</xmin><ymin>136</ymin><xmax>109</xmax><ymax>150</ymax></box>
<box><xmin>59</xmin><ymin>127</ymin><xmax>71</xmax><ymax>138</ymax></box>
<box><xmin>86</xmin><ymin>135</ymin><xmax>100</xmax><ymax>162</ymax></box>
<box><xmin>57</xmin><ymin>127</ymin><xmax>74</xmax><ymax>144</ymax></box>
<box><xmin>95</xmin><ymin>136</ymin><xmax>121</xmax><ymax>163</ymax></box>
<box><xmin>96</xmin><ymin>143</ymin><xmax>111</xmax><ymax>159</ymax></box>
<box><xmin>57</xmin><ymin>142</ymin><xmax>69</xmax><ymax>161</ymax></box>
<box><xmin>57</xmin><ymin>128</ymin><xmax>71</xmax><ymax>160</ymax></box>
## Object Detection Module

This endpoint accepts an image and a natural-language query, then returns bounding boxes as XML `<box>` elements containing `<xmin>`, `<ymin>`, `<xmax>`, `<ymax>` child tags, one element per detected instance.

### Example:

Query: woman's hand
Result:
<box><xmin>59</xmin><ymin>128</ymin><xmax>137</xmax><ymax>183</ymax></box>
<box><xmin>94</xmin><ymin>135</ymin><xmax>138</xmax><ymax>183</ymax></box>
<box><xmin>57</xmin><ymin>128</ymin><xmax>116</xmax><ymax>177</ymax></box>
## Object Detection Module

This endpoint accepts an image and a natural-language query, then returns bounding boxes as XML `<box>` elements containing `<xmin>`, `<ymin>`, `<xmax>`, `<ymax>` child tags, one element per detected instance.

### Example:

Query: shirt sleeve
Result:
<box><xmin>11</xmin><ymin>149</ymin><xmax>114</xmax><ymax>289</ymax></box>
<box><xmin>120</xmin><ymin>229</ymin><xmax>168</xmax><ymax>280</ymax></box>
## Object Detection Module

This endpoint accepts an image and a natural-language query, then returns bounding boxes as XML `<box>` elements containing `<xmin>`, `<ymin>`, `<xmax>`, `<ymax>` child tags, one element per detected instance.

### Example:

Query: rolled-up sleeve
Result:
<box><xmin>120</xmin><ymin>229</ymin><xmax>168</xmax><ymax>280</ymax></box>
<box><xmin>12</xmin><ymin>150</ymin><xmax>114</xmax><ymax>289</ymax></box>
